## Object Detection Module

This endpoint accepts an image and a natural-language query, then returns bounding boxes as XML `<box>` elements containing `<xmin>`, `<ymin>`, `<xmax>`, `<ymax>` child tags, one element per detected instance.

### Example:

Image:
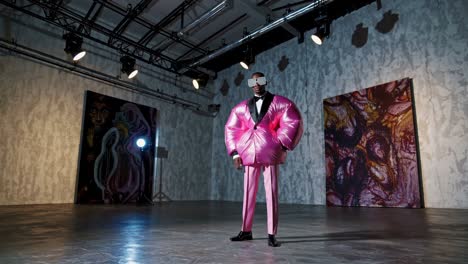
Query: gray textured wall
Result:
<box><xmin>0</xmin><ymin>10</ymin><xmax>213</xmax><ymax>205</ymax></box>
<box><xmin>210</xmin><ymin>0</ymin><xmax>468</xmax><ymax>208</ymax></box>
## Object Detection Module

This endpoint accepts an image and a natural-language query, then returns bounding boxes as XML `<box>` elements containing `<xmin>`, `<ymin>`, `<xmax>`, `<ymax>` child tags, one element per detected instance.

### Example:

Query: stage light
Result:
<box><xmin>192</xmin><ymin>75</ymin><xmax>209</xmax><ymax>89</ymax></box>
<box><xmin>311</xmin><ymin>33</ymin><xmax>323</xmax><ymax>45</ymax></box>
<box><xmin>240</xmin><ymin>61</ymin><xmax>249</xmax><ymax>70</ymax></box>
<box><xmin>193</xmin><ymin>79</ymin><xmax>200</xmax><ymax>89</ymax></box>
<box><xmin>63</xmin><ymin>32</ymin><xmax>86</xmax><ymax>61</ymax></box>
<box><xmin>120</xmin><ymin>56</ymin><xmax>138</xmax><ymax>79</ymax></box>
<box><xmin>136</xmin><ymin>138</ymin><xmax>146</xmax><ymax>148</ymax></box>
<box><xmin>239</xmin><ymin>45</ymin><xmax>255</xmax><ymax>70</ymax></box>
<box><xmin>311</xmin><ymin>24</ymin><xmax>329</xmax><ymax>45</ymax></box>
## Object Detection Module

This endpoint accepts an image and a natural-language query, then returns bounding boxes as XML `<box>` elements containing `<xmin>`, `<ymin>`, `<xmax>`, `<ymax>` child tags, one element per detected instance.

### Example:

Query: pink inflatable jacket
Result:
<box><xmin>225</xmin><ymin>92</ymin><xmax>303</xmax><ymax>166</ymax></box>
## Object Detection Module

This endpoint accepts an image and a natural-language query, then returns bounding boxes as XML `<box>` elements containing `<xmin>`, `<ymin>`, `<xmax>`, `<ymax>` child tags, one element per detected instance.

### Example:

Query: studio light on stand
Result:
<box><xmin>120</xmin><ymin>56</ymin><xmax>139</xmax><ymax>79</ymax></box>
<box><xmin>152</xmin><ymin>146</ymin><xmax>171</xmax><ymax>203</ymax></box>
<box><xmin>135</xmin><ymin>137</ymin><xmax>153</xmax><ymax>205</ymax></box>
<box><xmin>136</xmin><ymin>138</ymin><xmax>146</xmax><ymax>149</ymax></box>
<box><xmin>63</xmin><ymin>32</ymin><xmax>86</xmax><ymax>61</ymax></box>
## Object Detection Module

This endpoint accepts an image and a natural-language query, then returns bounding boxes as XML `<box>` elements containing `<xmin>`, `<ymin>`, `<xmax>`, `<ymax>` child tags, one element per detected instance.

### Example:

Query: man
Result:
<box><xmin>224</xmin><ymin>72</ymin><xmax>303</xmax><ymax>247</ymax></box>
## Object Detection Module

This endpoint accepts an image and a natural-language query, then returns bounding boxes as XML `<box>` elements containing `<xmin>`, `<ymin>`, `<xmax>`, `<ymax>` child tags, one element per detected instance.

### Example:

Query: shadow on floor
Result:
<box><xmin>276</xmin><ymin>230</ymin><xmax>431</xmax><ymax>244</ymax></box>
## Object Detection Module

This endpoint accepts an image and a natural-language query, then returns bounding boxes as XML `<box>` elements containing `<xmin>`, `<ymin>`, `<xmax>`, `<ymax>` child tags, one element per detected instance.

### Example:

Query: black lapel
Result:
<box><xmin>248</xmin><ymin>97</ymin><xmax>257</xmax><ymax>123</ymax></box>
<box><xmin>257</xmin><ymin>92</ymin><xmax>274</xmax><ymax>123</ymax></box>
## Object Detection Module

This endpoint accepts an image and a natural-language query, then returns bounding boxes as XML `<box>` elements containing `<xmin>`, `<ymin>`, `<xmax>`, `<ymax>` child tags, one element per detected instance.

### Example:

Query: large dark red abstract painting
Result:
<box><xmin>76</xmin><ymin>91</ymin><xmax>157</xmax><ymax>204</ymax></box>
<box><xmin>324</xmin><ymin>78</ymin><xmax>423</xmax><ymax>208</ymax></box>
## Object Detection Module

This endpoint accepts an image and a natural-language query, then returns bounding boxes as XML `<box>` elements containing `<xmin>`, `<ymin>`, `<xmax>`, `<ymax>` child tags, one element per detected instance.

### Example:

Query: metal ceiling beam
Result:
<box><xmin>137</xmin><ymin>0</ymin><xmax>198</xmax><ymax>46</ymax></box>
<box><xmin>176</xmin><ymin>0</ymin><xmax>232</xmax><ymax>38</ymax></box>
<box><xmin>155</xmin><ymin>0</ymin><xmax>233</xmax><ymax>55</ymax></box>
<box><xmin>77</xmin><ymin>1</ymin><xmax>104</xmax><ymax>35</ymax></box>
<box><xmin>190</xmin><ymin>0</ymin><xmax>332</xmax><ymax>68</ymax></box>
<box><xmin>110</xmin><ymin>0</ymin><xmax>153</xmax><ymax>37</ymax></box>
<box><xmin>238</xmin><ymin>0</ymin><xmax>301</xmax><ymax>39</ymax></box>
<box><xmin>0</xmin><ymin>38</ymin><xmax>217</xmax><ymax>116</ymax></box>
<box><xmin>0</xmin><ymin>0</ymin><xmax>213</xmax><ymax>78</ymax></box>
<box><xmin>271</xmin><ymin>0</ymin><xmax>314</xmax><ymax>12</ymax></box>
<box><xmin>257</xmin><ymin>0</ymin><xmax>274</xmax><ymax>6</ymax></box>
<box><xmin>93</xmin><ymin>0</ymin><xmax>208</xmax><ymax>56</ymax></box>
<box><xmin>176</xmin><ymin>13</ymin><xmax>247</xmax><ymax>61</ymax></box>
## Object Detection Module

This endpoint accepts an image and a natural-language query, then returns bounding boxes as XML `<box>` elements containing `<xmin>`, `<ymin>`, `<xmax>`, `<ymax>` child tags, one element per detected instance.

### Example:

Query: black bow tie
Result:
<box><xmin>254</xmin><ymin>95</ymin><xmax>265</xmax><ymax>102</ymax></box>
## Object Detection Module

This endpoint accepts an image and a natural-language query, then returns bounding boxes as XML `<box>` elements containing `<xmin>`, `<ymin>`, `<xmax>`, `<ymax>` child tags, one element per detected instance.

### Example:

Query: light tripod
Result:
<box><xmin>152</xmin><ymin>146</ymin><xmax>171</xmax><ymax>203</ymax></box>
<box><xmin>135</xmin><ymin>138</ymin><xmax>153</xmax><ymax>205</ymax></box>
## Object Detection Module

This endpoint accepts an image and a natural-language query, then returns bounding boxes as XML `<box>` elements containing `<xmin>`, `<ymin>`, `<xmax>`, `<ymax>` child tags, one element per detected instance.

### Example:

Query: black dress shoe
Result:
<box><xmin>268</xmin><ymin>234</ymin><xmax>281</xmax><ymax>247</ymax></box>
<box><xmin>230</xmin><ymin>231</ymin><xmax>253</xmax><ymax>241</ymax></box>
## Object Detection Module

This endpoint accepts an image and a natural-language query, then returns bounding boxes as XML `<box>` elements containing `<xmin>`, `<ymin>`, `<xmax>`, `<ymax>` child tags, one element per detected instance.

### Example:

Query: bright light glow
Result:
<box><xmin>311</xmin><ymin>34</ymin><xmax>323</xmax><ymax>45</ymax></box>
<box><xmin>136</xmin><ymin>138</ymin><xmax>146</xmax><ymax>148</ymax></box>
<box><xmin>192</xmin><ymin>79</ymin><xmax>200</xmax><ymax>89</ymax></box>
<box><xmin>128</xmin><ymin>69</ymin><xmax>138</xmax><ymax>79</ymax></box>
<box><xmin>240</xmin><ymin>61</ymin><xmax>249</xmax><ymax>70</ymax></box>
<box><xmin>73</xmin><ymin>51</ymin><xmax>86</xmax><ymax>61</ymax></box>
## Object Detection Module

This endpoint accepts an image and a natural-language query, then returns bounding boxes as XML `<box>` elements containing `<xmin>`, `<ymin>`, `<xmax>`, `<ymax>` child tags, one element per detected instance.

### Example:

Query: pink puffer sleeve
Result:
<box><xmin>225</xmin><ymin>106</ymin><xmax>244</xmax><ymax>156</ymax></box>
<box><xmin>277</xmin><ymin>101</ymin><xmax>303</xmax><ymax>151</ymax></box>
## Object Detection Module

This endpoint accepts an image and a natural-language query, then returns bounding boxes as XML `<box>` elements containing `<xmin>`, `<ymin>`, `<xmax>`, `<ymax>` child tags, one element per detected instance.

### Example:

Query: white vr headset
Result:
<box><xmin>247</xmin><ymin>76</ymin><xmax>267</xmax><ymax>87</ymax></box>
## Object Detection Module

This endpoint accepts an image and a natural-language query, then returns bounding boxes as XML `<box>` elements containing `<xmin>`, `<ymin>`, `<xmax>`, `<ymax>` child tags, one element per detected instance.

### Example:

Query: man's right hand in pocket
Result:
<box><xmin>233</xmin><ymin>157</ymin><xmax>243</xmax><ymax>170</ymax></box>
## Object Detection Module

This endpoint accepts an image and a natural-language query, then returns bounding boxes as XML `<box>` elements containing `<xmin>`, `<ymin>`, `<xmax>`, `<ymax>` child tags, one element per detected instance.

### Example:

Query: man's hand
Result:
<box><xmin>233</xmin><ymin>157</ymin><xmax>243</xmax><ymax>170</ymax></box>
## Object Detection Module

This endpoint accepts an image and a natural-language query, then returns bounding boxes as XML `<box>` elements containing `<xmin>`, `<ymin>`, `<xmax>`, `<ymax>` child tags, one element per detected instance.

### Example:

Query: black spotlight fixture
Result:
<box><xmin>240</xmin><ymin>45</ymin><xmax>255</xmax><ymax>70</ymax></box>
<box><xmin>192</xmin><ymin>75</ymin><xmax>209</xmax><ymax>89</ymax></box>
<box><xmin>63</xmin><ymin>32</ymin><xmax>86</xmax><ymax>61</ymax></box>
<box><xmin>120</xmin><ymin>56</ymin><xmax>138</xmax><ymax>79</ymax></box>
<box><xmin>311</xmin><ymin>22</ymin><xmax>330</xmax><ymax>45</ymax></box>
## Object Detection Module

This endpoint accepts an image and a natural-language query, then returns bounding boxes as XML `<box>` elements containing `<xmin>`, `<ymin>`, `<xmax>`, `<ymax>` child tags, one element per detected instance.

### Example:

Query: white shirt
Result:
<box><xmin>255</xmin><ymin>96</ymin><xmax>264</xmax><ymax>114</ymax></box>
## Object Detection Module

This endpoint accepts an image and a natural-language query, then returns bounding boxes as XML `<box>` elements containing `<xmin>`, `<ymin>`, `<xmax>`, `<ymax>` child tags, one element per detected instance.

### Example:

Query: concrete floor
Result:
<box><xmin>0</xmin><ymin>201</ymin><xmax>467</xmax><ymax>264</ymax></box>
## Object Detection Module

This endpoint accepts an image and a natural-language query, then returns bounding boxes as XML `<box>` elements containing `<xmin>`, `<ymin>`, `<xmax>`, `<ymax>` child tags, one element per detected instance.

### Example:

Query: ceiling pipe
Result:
<box><xmin>0</xmin><ymin>38</ymin><xmax>216</xmax><ymax>109</ymax></box>
<box><xmin>190</xmin><ymin>0</ymin><xmax>333</xmax><ymax>68</ymax></box>
<box><xmin>176</xmin><ymin>13</ymin><xmax>248</xmax><ymax>61</ymax></box>
<box><xmin>178</xmin><ymin>0</ymin><xmax>233</xmax><ymax>37</ymax></box>
<box><xmin>153</xmin><ymin>0</ymin><xmax>232</xmax><ymax>52</ymax></box>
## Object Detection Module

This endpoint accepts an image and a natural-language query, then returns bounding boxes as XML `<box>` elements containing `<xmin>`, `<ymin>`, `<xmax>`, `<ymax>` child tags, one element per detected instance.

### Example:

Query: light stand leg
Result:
<box><xmin>152</xmin><ymin>158</ymin><xmax>171</xmax><ymax>203</ymax></box>
<box><xmin>136</xmin><ymin>149</ymin><xmax>153</xmax><ymax>205</ymax></box>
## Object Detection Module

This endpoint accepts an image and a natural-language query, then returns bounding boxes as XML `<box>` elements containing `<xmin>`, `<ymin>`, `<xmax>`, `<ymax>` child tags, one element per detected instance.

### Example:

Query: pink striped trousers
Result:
<box><xmin>241</xmin><ymin>165</ymin><xmax>279</xmax><ymax>235</ymax></box>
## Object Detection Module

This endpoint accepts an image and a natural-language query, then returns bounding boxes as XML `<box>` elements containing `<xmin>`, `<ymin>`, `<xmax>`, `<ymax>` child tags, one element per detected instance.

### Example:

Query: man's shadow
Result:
<box><xmin>252</xmin><ymin>230</ymin><xmax>432</xmax><ymax>244</ymax></box>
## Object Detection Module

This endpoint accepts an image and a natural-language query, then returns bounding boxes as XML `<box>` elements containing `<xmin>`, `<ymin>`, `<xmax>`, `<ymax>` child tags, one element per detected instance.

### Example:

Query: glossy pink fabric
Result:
<box><xmin>242</xmin><ymin>165</ymin><xmax>279</xmax><ymax>235</ymax></box>
<box><xmin>225</xmin><ymin>95</ymin><xmax>303</xmax><ymax>166</ymax></box>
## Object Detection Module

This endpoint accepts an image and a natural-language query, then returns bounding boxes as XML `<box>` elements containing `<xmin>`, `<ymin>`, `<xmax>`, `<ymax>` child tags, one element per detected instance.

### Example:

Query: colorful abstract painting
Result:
<box><xmin>324</xmin><ymin>78</ymin><xmax>423</xmax><ymax>208</ymax></box>
<box><xmin>76</xmin><ymin>91</ymin><xmax>157</xmax><ymax>204</ymax></box>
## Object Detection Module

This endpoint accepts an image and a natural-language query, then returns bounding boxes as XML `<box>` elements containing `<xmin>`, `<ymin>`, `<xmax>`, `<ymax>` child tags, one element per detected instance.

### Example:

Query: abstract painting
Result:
<box><xmin>324</xmin><ymin>78</ymin><xmax>423</xmax><ymax>208</ymax></box>
<box><xmin>76</xmin><ymin>91</ymin><xmax>157</xmax><ymax>204</ymax></box>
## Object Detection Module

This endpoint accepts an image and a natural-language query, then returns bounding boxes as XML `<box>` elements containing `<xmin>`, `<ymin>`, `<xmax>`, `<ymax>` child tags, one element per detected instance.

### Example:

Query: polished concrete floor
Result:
<box><xmin>0</xmin><ymin>201</ymin><xmax>467</xmax><ymax>264</ymax></box>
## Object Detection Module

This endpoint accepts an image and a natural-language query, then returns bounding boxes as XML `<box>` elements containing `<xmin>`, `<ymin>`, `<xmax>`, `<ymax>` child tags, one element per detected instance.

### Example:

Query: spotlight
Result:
<box><xmin>239</xmin><ymin>61</ymin><xmax>249</xmax><ymax>70</ymax></box>
<box><xmin>192</xmin><ymin>79</ymin><xmax>200</xmax><ymax>89</ymax></box>
<box><xmin>192</xmin><ymin>75</ymin><xmax>209</xmax><ymax>89</ymax></box>
<box><xmin>120</xmin><ymin>56</ymin><xmax>138</xmax><ymax>79</ymax></box>
<box><xmin>63</xmin><ymin>32</ymin><xmax>86</xmax><ymax>61</ymax></box>
<box><xmin>136</xmin><ymin>138</ymin><xmax>147</xmax><ymax>149</ymax></box>
<box><xmin>311</xmin><ymin>23</ymin><xmax>330</xmax><ymax>45</ymax></box>
<box><xmin>239</xmin><ymin>46</ymin><xmax>255</xmax><ymax>70</ymax></box>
